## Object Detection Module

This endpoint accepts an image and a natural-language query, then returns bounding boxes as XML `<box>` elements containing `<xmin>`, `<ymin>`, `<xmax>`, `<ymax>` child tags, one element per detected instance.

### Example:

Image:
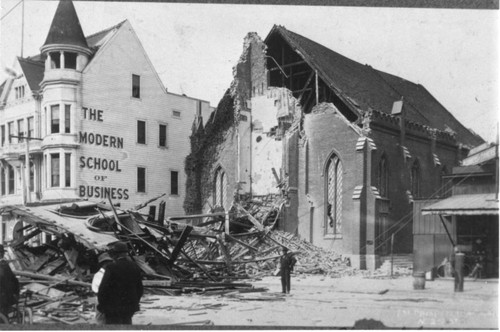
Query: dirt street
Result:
<box><xmin>130</xmin><ymin>275</ymin><xmax>498</xmax><ymax>329</ymax></box>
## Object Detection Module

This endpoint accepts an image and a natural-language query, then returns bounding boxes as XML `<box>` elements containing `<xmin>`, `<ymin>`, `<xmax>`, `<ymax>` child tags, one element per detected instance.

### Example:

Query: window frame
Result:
<box><xmin>132</xmin><ymin>74</ymin><xmax>141</xmax><ymax>99</ymax></box>
<box><xmin>50</xmin><ymin>104</ymin><xmax>60</xmax><ymax>134</ymax></box>
<box><xmin>170</xmin><ymin>170</ymin><xmax>179</xmax><ymax>196</ymax></box>
<box><xmin>325</xmin><ymin>154</ymin><xmax>343</xmax><ymax>237</ymax></box>
<box><xmin>137</xmin><ymin>120</ymin><xmax>146</xmax><ymax>144</ymax></box>
<box><xmin>64</xmin><ymin>105</ymin><xmax>71</xmax><ymax>133</ymax></box>
<box><xmin>65</xmin><ymin>153</ymin><xmax>71</xmax><ymax>187</ymax></box>
<box><xmin>50</xmin><ymin>153</ymin><xmax>60</xmax><ymax>187</ymax></box>
<box><xmin>137</xmin><ymin>167</ymin><xmax>146</xmax><ymax>193</ymax></box>
<box><xmin>159</xmin><ymin>123</ymin><xmax>167</xmax><ymax>148</ymax></box>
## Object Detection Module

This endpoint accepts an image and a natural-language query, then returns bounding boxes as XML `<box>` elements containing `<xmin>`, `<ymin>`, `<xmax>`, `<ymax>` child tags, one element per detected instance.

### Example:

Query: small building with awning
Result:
<box><xmin>413</xmin><ymin>142</ymin><xmax>499</xmax><ymax>278</ymax></box>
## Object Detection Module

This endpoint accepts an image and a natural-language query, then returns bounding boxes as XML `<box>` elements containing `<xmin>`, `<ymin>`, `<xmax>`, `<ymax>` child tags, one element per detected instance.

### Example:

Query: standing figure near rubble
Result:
<box><xmin>92</xmin><ymin>252</ymin><xmax>114</xmax><ymax>324</ymax></box>
<box><xmin>0</xmin><ymin>244</ymin><xmax>20</xmax><ymax>318</ymax></box>
<box><xmin>280</xmin><ymin>247</ymin><xmax>297</xmax><ymax>294</ymax></box>
<box><xmin>98</xmin><ymin>242</ymin><xmax>143</xmax><ymax>325</ymax></box>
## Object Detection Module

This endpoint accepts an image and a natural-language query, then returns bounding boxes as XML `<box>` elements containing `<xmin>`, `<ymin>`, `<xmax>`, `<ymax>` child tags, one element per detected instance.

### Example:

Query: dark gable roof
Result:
<box><xmin>267</xmin><ymin>25</ymin><xmax>483</xmax><ymax>146</ymax></box>
<box><xmin>43</xmin><ymin>0</ymin><xmax>89</xmax><ymax>50</ymax></box>
<box><xmin>18</xmin><ymin>57</ymin><xmax>45</xmax><ymax>92</ymax></box>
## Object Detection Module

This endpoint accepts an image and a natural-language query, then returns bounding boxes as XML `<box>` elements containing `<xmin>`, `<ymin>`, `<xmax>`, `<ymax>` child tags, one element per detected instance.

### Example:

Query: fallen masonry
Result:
<box><xmin>0</xmin><ymin>194</ymin><xmax>410</xmax><ymax>324</ymax></box>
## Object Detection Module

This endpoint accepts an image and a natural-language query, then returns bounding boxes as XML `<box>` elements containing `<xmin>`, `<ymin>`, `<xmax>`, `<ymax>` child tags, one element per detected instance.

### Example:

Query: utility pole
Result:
<box><xmin>21</xmin><ymin>0</ymin><xmax>25</xmax><ymax>57</ymax></box>
<box><xmin>9</xmin><ymin>135</ymin><xmax>43</xmax><ymax>205</ymax></box>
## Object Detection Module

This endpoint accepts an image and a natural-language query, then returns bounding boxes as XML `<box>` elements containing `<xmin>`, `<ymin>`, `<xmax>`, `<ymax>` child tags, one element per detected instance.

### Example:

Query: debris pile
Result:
<box><xmin>0</xmin><ymin>193</ymin><xmax>407</xmax><ymax>323</ymax></box>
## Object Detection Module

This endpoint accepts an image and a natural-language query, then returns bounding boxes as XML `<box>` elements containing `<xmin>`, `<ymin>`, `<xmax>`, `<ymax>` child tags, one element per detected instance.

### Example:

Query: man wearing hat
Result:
<box><xmin>280</xmin><ymin>247</ymin><xmax>297</xmax><ymax>294</ymax></box>
<box><xmin>92</xmin><ymin>252</ymin><xmax>114</xmax><ymax>324</ymax></box>
<box><xmin>0</xmin><ymin>244</ymin><xmax>20</xmax><ymax>318</ymax></box>
<box><xmin>97</xmin><ymin>242</ymin><xmax>143</xmax><ymax>325</ymax></box>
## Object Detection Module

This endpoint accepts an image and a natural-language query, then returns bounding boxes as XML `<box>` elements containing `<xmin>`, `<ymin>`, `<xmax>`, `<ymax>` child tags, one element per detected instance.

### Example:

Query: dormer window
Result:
<box><xmin>15</xmin><ymin>86</ymin><xmax>25</xmax><ymax>99</ymax></box>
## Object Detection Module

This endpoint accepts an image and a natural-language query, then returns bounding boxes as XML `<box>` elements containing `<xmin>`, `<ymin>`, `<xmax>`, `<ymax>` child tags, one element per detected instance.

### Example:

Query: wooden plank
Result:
<box><xmin>169</xmin><ymin>225</ymin><xmax>193</xmax><ymax>264</ymax></box>
<box><xmin>235</xmin><ymin>203</ymin><xmax>264</xmax><ymax>231</ymax></box>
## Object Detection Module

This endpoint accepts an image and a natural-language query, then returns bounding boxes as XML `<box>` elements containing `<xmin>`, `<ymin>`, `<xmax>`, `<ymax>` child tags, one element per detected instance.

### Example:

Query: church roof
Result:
<box><xmin>42</xmin><ymin>0</ymin><xmax>89</xmax><ymax>50</ymax></box>
<box><xmin>266</xmin><ymin>25</ymin><xmax>484</xmax><ymax>147</ymax></box>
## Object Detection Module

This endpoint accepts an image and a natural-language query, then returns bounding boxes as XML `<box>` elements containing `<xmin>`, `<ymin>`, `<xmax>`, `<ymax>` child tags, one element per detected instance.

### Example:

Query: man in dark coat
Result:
<box><xmin>0</xmin><ymin>244</ymin><xmax>20</xmax><ymax>318</ymax></box>
<box><xmin>280</xmin><ymin>247</ymin><xmax>297</xmax><ymax>294</ymax></box>
<box><xmin>97</xmin><ymin>242</ymin><xmax>143</xmax><ymax>325</ymax></box>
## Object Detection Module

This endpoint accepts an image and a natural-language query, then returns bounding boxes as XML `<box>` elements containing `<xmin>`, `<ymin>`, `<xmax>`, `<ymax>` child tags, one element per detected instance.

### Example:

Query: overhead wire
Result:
<box><xmin>0</xmin><ymin>0</ymin><xmax>22</xmax><ymax>21</ymax></box>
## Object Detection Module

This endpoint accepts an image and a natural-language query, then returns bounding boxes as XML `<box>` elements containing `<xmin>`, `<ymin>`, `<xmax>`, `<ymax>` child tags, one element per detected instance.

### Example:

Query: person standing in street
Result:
<box><xmin>0</xmin><ymin>244</ymin><xmax>20</xmax><ymax>319</ymax></box>
<box><xmin>97</xmin><ymin>242</ymin><xmax>143</xmax><ymax>325</ymax></box>
<box><xmin>280</xmin><ymin>247</ymin><xmax>297</xmax><ymax>294</ymax></box>
<box><xmin>92</xmin><ymin>252</ymin><xmax>114</xmax><ymax>325</ymax></box>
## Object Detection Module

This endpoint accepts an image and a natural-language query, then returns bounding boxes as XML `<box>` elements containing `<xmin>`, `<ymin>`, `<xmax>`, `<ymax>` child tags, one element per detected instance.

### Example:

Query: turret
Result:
<box><xmin>40</xmin><ymin>0</ymin><xmax>91</xmax><ymax>81</ymax></box>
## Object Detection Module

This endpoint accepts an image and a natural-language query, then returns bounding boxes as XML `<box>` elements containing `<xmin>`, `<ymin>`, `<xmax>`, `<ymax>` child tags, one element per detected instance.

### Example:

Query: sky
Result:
<box><xmin>1</xmin><ymin>1</ymin><xmax>498</xmax><ymax>143</ymax></box>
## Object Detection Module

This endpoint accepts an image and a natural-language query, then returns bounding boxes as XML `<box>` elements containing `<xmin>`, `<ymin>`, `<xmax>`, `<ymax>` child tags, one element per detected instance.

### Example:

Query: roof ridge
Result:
<box><xmin>85</xmin><ymin>19</ymin><xmax>127</xmax><ymax>39</ymax></box>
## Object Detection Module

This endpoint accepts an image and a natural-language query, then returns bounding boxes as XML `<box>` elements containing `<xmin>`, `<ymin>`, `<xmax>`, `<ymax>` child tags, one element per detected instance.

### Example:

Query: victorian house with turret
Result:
<box><xmin>0</xmin><ymin>0</ymin><xmax>211</xmax><ymax>242</ymax></box>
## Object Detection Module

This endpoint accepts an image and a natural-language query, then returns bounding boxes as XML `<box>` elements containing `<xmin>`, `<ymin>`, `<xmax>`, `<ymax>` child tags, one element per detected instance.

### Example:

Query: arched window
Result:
<box><xmin>214</xmin><ymin>167</ymin><xmax>227</xmax><ymax>210</ymax></box>
<box><xmin>378</xmin><ymin>154</ymin><xmax>388</xmax><ymax>198</ymax></box>
<box><xmin>325</xmin><ymin>154</ymin><xmax>343</xmax><ymax>235</ymax></box>
<box><xmin>411</xmin><ymin>159</ymin><xmax>420</xmax><ymax>198</ymax></box>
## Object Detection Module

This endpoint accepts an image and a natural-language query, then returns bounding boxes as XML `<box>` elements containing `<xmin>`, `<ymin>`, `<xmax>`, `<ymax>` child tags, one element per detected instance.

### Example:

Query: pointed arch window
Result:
<box><xmin>214</xmin><ymin>167</ymin><xmax>227</xmax><ymax>210</ymax></box>
<box><xmin>411</xmin><ymin>159</ymin><xmax>421</xmax><ymax>198</ymax></box>
<box><xmin>325</xmin><ymin>154</ymin><xmax>343</xmax><ymax>235</ymax></box>
<box><xmin>378</xmin><ymin>154</ymin><xmax>389</xmax><ymax>198</ymax></box>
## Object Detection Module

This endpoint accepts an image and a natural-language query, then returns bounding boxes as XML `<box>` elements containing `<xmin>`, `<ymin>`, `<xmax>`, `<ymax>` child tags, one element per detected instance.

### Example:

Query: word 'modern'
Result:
<box><xmin>79</xmin><ymin>107</ymin><xmax>130</xmax><ymax>200</ymax></box>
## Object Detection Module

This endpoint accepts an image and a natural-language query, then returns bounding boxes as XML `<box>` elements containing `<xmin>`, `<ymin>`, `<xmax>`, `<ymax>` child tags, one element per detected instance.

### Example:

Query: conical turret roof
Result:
<box><xmin>42</xmin><ymin>0</ymin><xmax>89</xmax><ymax>50</ymax></box>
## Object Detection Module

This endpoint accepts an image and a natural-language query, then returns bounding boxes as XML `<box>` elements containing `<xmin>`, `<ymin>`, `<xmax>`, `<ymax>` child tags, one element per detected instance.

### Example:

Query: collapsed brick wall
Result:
<box><xmin>184</xmin><ymin>33</ymin><xmax>268</xmax><ymax>213</ymax></box>
<box><xmin>184</xmin><ymin>91</ymin><xmax>236</xmax><ymax>214</ymax></box>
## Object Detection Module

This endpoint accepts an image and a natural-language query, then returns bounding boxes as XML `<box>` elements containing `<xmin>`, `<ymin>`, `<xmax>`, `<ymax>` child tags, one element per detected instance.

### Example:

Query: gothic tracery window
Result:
<box><xmin>326</xmin><ymin>154</ymin><xmax>343</xmax><ymax>235</ymax></box>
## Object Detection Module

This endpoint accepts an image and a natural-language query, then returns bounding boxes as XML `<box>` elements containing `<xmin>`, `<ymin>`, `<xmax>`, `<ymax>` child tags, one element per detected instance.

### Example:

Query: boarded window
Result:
<box><xmin>172</xmin><ymin>110</ymin><xmax>181</xmax><ymax>118</ymax></box>
<box><xmin>171</xmin><ymin>170</ymin><xmax>179</xmax><ymax>195</ymax></box>
<box><xmin>51</xmin><ymin>105</ymin><xmax>60</xmax><ymax>134</ymax></box>
<box><xmin>132</xmin><ymin>74</ymin><xmax>140</xmax><ymax>98</ymax></box>
<box><xmin>159</xmin><ymin>124</ymin><xmax>167</xmax><ymax>147</ymax></box>
<box><xmin>51</xmin><ymin>153</ymin><xmax>60</xmax><ymax>187</ymax></box>
<box><xmin>137</xmin><ymin>120</ymin><xmax>146</xmax><ymax>144</ymax></box>
<box><xmin>137</xmin><ymin>167</ymin><xmax>146</xmax><ymax>193</ymax></box>
<box><xmin>325</xmin><ymin>154</ymin><xmax>343</xmax><ymax>235</ymax></box>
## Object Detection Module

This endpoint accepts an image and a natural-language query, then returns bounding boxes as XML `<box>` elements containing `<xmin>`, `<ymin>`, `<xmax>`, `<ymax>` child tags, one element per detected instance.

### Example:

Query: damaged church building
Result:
<box><xmin>185</xmin><ymin>26</ymin><xmax>484</xmax><ymax>270</ymax></box>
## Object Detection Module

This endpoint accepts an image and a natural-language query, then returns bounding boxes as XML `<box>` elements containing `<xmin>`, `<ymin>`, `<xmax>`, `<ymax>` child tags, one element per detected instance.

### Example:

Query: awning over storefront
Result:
<box><xmin>422</xmin><ymin>193</ymin><xmax>499</xmax><ymax>216</ymax></box>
